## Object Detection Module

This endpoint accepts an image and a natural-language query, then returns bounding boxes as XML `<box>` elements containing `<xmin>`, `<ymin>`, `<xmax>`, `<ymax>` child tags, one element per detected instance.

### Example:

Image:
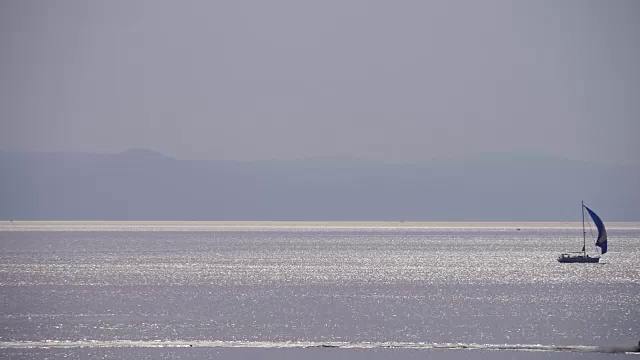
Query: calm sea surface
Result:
<box><xmin>0</xmin><ymin>222</ymin><xmax>638</xmax><ymax>359</ymax></box>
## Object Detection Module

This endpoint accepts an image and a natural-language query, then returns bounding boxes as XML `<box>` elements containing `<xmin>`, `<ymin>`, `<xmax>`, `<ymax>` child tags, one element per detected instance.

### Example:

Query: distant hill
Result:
<box><xmin>0</xmin><ymin>150</ymin><xmax>638</xmax><ymax>221</ymax></box>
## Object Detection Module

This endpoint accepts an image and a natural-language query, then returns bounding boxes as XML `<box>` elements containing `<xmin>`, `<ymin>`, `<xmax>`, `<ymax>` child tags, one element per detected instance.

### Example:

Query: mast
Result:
<box><xmin>582</xmin><ymin>201</ymin><xmax>586</xmax><ymax>257</ymax></box>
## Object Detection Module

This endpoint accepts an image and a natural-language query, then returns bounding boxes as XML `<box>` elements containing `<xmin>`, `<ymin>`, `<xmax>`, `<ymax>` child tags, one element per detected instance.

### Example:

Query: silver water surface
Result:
<box><xmin>0</xmin><ymin>224</ymin><xmax>638</xmax><ymax>352</ymax></box>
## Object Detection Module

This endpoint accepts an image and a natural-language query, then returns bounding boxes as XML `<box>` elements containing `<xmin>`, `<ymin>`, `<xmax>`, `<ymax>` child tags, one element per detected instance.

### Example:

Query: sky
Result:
<box><xmin>2</xmin><ymin>0</ymin><xmax>639</xmax><ymax>163</ymax></box>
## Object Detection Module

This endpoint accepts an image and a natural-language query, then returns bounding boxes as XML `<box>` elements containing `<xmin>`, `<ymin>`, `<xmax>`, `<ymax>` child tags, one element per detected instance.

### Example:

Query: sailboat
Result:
<box><xmin>558</xmin><ymin>202</ymin><xmax>607</xmax><ymax>263</ymax></box>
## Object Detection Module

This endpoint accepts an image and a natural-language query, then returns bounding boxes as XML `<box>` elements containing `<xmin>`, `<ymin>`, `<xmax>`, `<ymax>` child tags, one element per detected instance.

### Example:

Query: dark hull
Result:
<box><xmin>557</xmin><ymin>254</ymin><xmax>600</xmax><ymax>263</ymax></box>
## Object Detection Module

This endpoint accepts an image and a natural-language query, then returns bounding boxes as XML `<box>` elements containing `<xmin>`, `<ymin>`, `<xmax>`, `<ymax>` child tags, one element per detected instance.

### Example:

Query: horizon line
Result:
<box><xmin>2</xmin><ymin>220</ymin><xmax>640</xmax><ymax>227</ymax></box>
<box><xmin>4</xmin><ymin>148</ymin><xmax>639</xmax><ymax>166</ymax></box>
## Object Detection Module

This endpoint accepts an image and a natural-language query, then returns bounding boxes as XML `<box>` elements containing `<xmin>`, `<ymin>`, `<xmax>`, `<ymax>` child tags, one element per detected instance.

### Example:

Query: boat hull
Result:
<box><xmin>557</xmin><ymin>254</ymin><xmax>600</xmax><ymax>263</ymax></box>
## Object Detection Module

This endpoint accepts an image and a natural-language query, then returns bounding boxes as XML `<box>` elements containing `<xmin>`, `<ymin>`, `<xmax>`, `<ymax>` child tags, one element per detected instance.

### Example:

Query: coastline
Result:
<box><xmin>1</xmin><ymin>220</ymin><xmax>639</xmax><ymax>229</ymax></box>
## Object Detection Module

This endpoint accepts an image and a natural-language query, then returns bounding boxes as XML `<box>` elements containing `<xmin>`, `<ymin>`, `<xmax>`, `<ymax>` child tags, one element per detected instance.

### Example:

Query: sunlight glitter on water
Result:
<box><xmin>0</xmin><ymin>225</ymin><xmax>638</xmax><ymax>349</ymax></box>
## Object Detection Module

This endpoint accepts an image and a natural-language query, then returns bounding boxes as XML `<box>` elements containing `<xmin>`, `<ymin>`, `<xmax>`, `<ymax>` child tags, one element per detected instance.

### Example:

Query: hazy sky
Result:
<box><xmin>2</xmin><ymin>0</ymin><xmax>639</xmax><ymax>163</ymax></box>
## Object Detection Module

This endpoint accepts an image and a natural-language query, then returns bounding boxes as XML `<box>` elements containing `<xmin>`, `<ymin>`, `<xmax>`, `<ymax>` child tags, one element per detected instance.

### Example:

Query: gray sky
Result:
<box><xmin>2</xmin><ymin>0</ymin><xmax>639</xmax><ymax>163</ymax></box>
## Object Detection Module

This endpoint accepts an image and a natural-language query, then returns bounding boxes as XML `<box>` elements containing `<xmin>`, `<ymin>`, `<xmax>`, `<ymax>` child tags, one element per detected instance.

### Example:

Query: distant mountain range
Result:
<box><xmin>1</xmin><ymin>149</ymin><xmax>638</xmax><ymax>221</ymax></box>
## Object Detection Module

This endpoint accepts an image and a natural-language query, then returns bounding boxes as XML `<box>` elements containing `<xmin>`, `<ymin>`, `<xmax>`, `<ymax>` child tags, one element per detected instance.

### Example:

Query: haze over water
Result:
<box><xmin>3</xmin><ymin>2</ymin><xmax>639</xmax><ymax>358</ymax></box>
<box><xmin>0</xmin><ymin>222</ymin><xmax>638</xmax><ymax>359</ymax></box>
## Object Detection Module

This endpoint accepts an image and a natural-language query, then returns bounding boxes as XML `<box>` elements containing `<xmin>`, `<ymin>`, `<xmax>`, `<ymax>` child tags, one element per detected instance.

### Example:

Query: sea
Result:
<box><xmin>0</xmin><ymin>221</ymin><xmax>638</xmax><ymax>359</ymax></box>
